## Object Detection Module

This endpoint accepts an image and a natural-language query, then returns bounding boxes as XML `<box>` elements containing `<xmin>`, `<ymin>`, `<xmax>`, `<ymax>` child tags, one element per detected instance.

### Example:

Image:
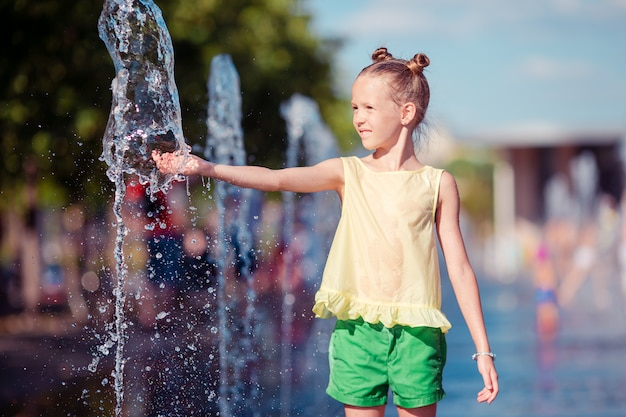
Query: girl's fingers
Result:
<box><xmin>151</xmin><ymin>150</ymin><xmax>180</xmax><ymax>174</ymax></box>
<box><xmin>476</xmin><ymin>362</ymin><xmax>498</xmax><ymax>404</ymax></box>
<box><xmin>477</xmin><ymin>385</ymin><xmax>498</xmax><ymax>404</ymax></box>
<box><xmin>477</xmin><ymin>369</ymin><xmax>498</xmax><ymax>403</ymax></box>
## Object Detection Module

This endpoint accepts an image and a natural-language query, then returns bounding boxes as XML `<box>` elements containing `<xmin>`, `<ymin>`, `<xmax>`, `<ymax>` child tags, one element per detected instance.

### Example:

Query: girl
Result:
<box><xmin>153</xmin><ymin>47</ymin><xmax>499</xmax><ymax>417</ymax></box>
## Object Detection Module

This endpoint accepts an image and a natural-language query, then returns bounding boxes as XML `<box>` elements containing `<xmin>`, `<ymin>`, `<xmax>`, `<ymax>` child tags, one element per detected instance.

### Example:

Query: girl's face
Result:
<box><xmin>351</xmin><ymin>74</ymin><xmax>404</xmax><ymax>151</ymax></box>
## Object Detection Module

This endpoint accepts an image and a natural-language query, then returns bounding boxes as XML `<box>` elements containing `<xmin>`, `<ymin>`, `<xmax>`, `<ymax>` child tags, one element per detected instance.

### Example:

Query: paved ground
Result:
<box><xmin>1</xmin><ymin>272</ymin><xmax>625</xmax><ymax>417</ymax></box>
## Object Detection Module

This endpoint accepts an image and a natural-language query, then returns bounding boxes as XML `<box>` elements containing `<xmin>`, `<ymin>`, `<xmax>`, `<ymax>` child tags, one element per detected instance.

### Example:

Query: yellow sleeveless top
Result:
<box><xmin>312</xmin><ymin>156</ymin><xmax>452</xmax><ymax>332</ymax></box>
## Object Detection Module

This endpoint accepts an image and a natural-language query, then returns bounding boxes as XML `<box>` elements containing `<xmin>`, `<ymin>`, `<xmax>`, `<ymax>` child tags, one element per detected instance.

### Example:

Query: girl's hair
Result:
<box><xmin>359</xmin><ymin>47</ymin><xmax>431</xmax><ymax>127</ymax></box>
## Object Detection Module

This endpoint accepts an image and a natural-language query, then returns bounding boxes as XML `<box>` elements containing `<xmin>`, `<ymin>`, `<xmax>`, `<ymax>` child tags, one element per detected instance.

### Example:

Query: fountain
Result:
<box><xmin>279</xmin><ymin>94</ymin><xmax>340</xmax><ymax>416</ymax></box>
<box><xmin>201</xmin><ymin>63</ymin><xmax>341</xmax><ymax>417</ymax></box>
<box><xmin>96</xmin><ymin>0</ymin><xmax>188</xmax><ymax>415</ymax></box>
<box><xmin>569</xmin><ymin>151</ymin><xmax>598</xmax><ymax>223</ymax></box>
<box><xmin>541</xmin><ymin>151</ymin><xmax>626</xmax><ymax>316</ymax></box>
<box><xmin>98</xmin><ymin>0</ymin><xmax>188</xmax><ymax>192</ymax></box>
<box><xmin>204</xmin><ymin>53</ymin><xmax>260</xmax><ymax>417</ymax></box>
<box><xmin>95</xmin><ymin>1</ymin><xmax>342</xmax><ymax>415</ymax></box>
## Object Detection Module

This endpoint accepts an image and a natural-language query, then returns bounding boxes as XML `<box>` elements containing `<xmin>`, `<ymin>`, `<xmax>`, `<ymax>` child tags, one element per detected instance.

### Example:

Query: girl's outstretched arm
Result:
<box><xmin>435</xmin><ymin>171</ymin><xmax>499</xmax><ymax>404</ymax></box>
<box><xmin>152</xmin><ymin>150</ymin><xmax>344</xmax><ymax>194</ymax></box>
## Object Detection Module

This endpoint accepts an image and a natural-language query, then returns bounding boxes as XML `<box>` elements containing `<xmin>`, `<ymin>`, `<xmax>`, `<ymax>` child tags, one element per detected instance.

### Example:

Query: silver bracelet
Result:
<box><xmin>472</xmin><ymin>352</ymin><xmax>496</xmax><ymax>361</ymax></box>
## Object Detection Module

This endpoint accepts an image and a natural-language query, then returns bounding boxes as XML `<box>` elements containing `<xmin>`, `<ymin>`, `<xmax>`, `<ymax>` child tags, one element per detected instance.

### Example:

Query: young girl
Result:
<box><xmin>153</xmin><ymin>47</ymin><xmax>499</xmax><ymax>417</ymax></box>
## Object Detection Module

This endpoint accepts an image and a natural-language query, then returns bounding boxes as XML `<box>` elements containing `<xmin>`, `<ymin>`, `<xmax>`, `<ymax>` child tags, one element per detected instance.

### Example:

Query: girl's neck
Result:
<box><xmin>367</xmin><ymin>139</ymin><xmax>423</xmax><ymax>172</ymax></box>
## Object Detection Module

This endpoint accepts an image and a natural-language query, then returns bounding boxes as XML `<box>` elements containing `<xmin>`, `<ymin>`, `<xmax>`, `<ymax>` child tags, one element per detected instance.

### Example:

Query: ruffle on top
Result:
<box><xmin>312</xmin><ymin>287</ymin><xmax>452</xmax><ymax>333</ymax></box>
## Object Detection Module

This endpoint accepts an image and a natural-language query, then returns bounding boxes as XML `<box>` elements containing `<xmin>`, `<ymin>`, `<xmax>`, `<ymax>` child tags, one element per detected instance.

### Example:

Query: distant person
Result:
<box><xmin>533</xmin><ymin>237</ymin><xmax>560</xmax><ymax>341</ymax></box>
<box><xmin>153</xmin><ymin>47</ymin><xmax>498</xmax><ymax>417</ymax></box>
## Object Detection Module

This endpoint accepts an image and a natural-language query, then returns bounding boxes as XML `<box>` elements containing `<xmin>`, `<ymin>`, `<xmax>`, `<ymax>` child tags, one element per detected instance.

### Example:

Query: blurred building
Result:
<box><xmin>465</xmin><ymin>128</ymin><xmax>625</xmax><ymax>223</ymax></box>
<box><xmin>459</xmin><ymin>128</ymin><xmax>625</xmax><ymax>279</ymax></box>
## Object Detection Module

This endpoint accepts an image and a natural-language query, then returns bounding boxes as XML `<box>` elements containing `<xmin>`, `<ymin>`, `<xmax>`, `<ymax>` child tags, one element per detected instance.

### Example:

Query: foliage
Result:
<box><xmin>0</xmin><ymin>0</ymin><xmax>349</xmax><ymax>213</ymax></box>
<box><xmin>444</xmin><ymin>156</ymin><xmax>495</xmax><ymax>226</ymax></box>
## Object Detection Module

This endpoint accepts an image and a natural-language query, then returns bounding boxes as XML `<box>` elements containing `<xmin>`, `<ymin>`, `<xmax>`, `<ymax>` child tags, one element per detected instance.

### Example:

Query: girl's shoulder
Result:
<box><xmin>438</xmin><ymin>170</ymin><xmax>460</xmax><ymax>201</ymax></box>
<box><xmin>314</xmin><ymin>157</ymin><xmax>346</xmax><ymax>183</ymax></box>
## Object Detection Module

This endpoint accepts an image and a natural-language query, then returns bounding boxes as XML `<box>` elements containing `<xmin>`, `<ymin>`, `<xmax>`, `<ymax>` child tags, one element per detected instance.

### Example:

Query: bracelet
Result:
<box><xmin>472</xmin><ymin>352</ymin><xmax>496</xmax><ymax>361</ymax></box>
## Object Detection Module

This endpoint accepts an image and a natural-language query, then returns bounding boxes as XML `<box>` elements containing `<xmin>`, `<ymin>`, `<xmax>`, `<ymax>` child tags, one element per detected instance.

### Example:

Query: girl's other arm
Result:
<box><xmin>152</xmin><ymin>150</ymin><xmax>344</xmax><ymax>194</ymax></box>
<box><xmin>435</xmin><ymin>171</ymin><xmax>499</xmax><ymax>404</ymax></box>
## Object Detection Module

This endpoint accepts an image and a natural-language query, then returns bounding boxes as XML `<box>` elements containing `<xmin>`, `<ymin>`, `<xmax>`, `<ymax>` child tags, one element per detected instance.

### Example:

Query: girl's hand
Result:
<box><xmin>152</xmin><ymin>149</ymin><xmax>207</xmax><ymax>176</ymax></box>
<box><xmin>476</xmin><ymin>356</ymin><xmax>499</xmax><ymax>404</ymax></box>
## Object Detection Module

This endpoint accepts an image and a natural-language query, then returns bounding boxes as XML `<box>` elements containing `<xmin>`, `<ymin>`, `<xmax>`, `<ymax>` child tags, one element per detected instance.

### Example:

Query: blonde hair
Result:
<box><xmin>359</xmin><ymin>47</ymin><xmax>431</xmax><ymax>127</ymax></box>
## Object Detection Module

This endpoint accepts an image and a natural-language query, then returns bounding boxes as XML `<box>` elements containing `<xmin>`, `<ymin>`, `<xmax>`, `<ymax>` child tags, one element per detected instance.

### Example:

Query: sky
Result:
<box><xmin>304</xmin><ymin>0</ymin><xmax>626</xmax><ymax>141</ymax></box>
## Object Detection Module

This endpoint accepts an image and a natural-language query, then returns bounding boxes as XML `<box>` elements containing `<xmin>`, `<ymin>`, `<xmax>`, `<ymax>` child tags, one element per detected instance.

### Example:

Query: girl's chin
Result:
<box><xmin>359</xmin><ymin>138</ymin><xmax>373</xmax><ymax>148</ymax></box>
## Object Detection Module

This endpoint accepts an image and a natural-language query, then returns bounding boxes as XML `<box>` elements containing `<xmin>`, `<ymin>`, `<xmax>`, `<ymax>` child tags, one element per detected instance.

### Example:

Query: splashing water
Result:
<box><xmin>95</xmin><ymin>3</ymin><xmax>341</xmax><ymax>411</ymax></box>
<box><xmin>99</xmin><ymin>0</ymin><xmax>187</xmax><ymax>192</ymax></box>
<box><xmin>205</xmin><ymin>54</ymin><xmax>259</xmax><ymax>417</ymax></box>
<box><xmin>97</xmin><ymin>1</ymin><xmax>187</xmax><ymax>415</ymax></box>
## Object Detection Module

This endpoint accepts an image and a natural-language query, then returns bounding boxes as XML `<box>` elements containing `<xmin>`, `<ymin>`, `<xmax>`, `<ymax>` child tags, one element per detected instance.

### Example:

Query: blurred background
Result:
<box><xmin>1</xmin><ymin>1</ymin><xmax>625</xmax><ymax>416</ymax></box>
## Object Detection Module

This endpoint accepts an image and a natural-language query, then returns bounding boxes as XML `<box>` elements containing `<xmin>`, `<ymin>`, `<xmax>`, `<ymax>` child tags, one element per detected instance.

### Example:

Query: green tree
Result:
<box><xmin>445</xmin><ymin>156</ymin><xmax>495</xmax><ymax>226</ymax></box>
<box><xmin>0</xmin><ymin>0</ymin><xmax>349</xmax><ymax>213</ymax></box>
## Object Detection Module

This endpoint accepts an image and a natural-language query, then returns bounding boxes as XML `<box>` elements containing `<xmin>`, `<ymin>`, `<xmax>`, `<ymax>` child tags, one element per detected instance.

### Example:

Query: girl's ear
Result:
<box><xmin>401</xmin><ymin>102</ymin><xmax>417</xmax><ymax>126</ymax></box>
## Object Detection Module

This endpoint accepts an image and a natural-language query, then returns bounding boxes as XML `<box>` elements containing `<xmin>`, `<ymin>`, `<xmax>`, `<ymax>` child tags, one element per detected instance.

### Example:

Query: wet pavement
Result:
<box><xmin>1</xmin><ymin>272</ymin><xmax>625</xmax><ymax>417</ymax></box>
<box><xmin>437</xmin><ymin>276</ymin><xmax>626</xmax><ymax>417</ymax></box>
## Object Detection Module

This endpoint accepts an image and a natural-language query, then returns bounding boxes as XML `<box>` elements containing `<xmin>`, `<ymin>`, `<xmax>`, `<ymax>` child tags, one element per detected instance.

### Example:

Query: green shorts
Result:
<box><xmin>327</xmin><ymin>318</ymin><xmax>446</xmax><ymax>409</ymax></box>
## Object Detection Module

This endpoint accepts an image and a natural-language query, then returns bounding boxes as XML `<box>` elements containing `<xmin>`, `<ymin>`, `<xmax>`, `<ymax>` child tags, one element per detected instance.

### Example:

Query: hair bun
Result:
<box><xmin>407</xmin><ymin>53</ymin><xmax>430</xmax><ymax>75</ymax></box>
<box><xmin>371</xmin><ymin>47</ymin><xmax>393</xmax><ymax>63</ymax></box>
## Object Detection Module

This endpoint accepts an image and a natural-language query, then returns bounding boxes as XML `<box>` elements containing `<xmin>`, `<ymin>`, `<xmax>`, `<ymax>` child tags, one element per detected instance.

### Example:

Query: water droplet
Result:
<box><xmin>156</xmin><ymin>311</ymin><xmax>170</xmax><ymax>320</ymax></box>
<box><xmin>88</xmin><ymin>359</ymin><xmax>99</xmax><ymax>373</ymax></box>
<box><xmin>284</xmin><ymin>293</ymin><xmax>296</xmax><ymax>305</ymax></box>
